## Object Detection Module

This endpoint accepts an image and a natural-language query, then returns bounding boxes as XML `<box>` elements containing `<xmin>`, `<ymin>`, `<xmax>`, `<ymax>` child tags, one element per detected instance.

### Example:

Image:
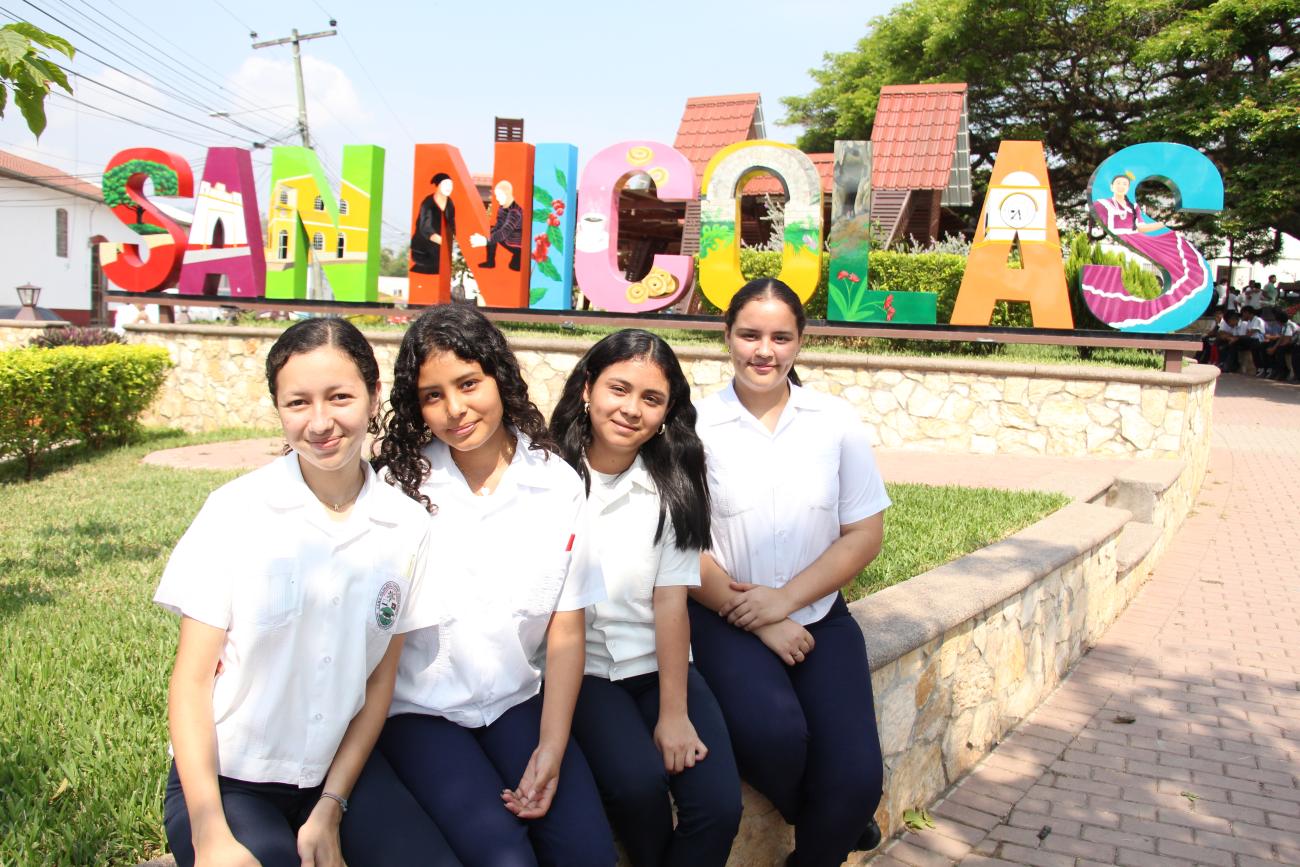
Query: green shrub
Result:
<box><xmin>0</xmin><ymin>345</ymin><xmax>172</xmax><ymax>477</ymax></box>
<box><xmin>1064</xmin><ymin>232</ymin><xmax>1165</xmax><ymax>330</ymax></box>
<box><xmin>28</xmin><ymin>326</ymin><xmax>124</xmax><ymax>348</ymax></box>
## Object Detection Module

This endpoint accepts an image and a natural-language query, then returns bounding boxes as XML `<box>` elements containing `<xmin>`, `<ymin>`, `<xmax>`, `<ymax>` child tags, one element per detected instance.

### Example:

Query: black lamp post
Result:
<box><xmin>15</xmin><ymin>283</ymin><xmax>41</xmax><ymax>320</ymax></box>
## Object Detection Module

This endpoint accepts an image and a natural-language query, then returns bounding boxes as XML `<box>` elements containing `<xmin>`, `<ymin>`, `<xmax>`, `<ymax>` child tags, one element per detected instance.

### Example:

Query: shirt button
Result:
<box><xmin>314</xmin><ymin>713</ymin><xmax>323</xmax><ymax>721</ymax></box>
<box><xmin>332</xmin><ymin>596</ymin><xmax>341</xmax><ymax>606</ymax></box>
<box><xmin>323</xmin><ymin>656</ymin><xmax>332</xmax><ymax>665</ymax></box>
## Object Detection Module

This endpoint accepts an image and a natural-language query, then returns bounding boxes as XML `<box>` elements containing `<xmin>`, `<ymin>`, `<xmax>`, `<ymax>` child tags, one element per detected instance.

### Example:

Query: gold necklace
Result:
<box><xmin>316</xmin><ymin>473</ymin><xmax>365</xmax><ymax>512</ymax></box>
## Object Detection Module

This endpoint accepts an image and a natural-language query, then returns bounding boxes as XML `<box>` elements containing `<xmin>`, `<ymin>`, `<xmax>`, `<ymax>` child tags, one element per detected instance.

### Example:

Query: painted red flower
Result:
<box><xmin>547</xmin><ymin>214</ymin><xmax>560</xmax><ymax>227</ymax></box>
<box><xmin>836</xmin><ymin>270</ymin><xmax>849</xmax><ymax>280</ymax></box>
<box><xmin>553</xmin><ymin>200</ymin><xmax>565</xmax><ymax>211</ymax></box>
<box><xmin>886</xmin><ymin>308</ymin><xmax>895</xmax><ymax>321</ymax></box>
<box><xmin>847</xmin><ymin>273</ymin><xmax>861</xmax><ymax>283</ymax></box>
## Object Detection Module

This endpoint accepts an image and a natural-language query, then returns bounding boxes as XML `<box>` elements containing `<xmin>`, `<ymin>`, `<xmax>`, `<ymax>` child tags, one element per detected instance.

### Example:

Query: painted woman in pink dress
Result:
<box><xmin>1082</xmin><ymin>172</ymin><xmax>1213</xmax><ymax>332</ymax></box>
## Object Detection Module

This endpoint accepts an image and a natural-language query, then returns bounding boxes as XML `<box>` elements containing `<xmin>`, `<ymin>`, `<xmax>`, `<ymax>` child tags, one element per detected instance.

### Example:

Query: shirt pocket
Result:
<box><xmin>708</xmin><ymin>461</ymin><xmax>755</xmax><ymax>517</ymax></box>
<box><xmin>802</xmin><ymin>454</ymin><xmax>841</xmax><ymax>512</ymax></box>
<box><xmin>239</xmin><ymin>558</ymin><xmax>301</xmax><ymax>630</ymax></box>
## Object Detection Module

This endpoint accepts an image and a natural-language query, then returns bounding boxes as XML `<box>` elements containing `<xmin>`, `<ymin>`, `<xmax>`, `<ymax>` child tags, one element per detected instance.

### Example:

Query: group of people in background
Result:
<box><xmin>1198</xmin><ymin>275</ymin><xmax>1300</xmax><ymax>381</ymax></box>
<box><xmin>156</xmin><ymin>278</ymin><xmax>890</xmax><ymax>867</ymax></box>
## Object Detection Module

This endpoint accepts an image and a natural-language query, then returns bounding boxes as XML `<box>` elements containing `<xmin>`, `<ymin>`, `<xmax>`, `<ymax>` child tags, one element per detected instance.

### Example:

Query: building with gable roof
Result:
<box><xmin>0</xmin><ymin>149</ymin><xmax>134</xmax><ymax>324</ymax></box>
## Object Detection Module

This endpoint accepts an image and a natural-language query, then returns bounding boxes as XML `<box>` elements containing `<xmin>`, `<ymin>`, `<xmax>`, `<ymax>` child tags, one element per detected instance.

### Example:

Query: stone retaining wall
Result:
<box><xmin>0</xmin><ymin>320</ymin><xmax>64</xmax><ymax>349</ymax></box>
<box><xmin>92</xmin><ymin>324</ymin><xmax>1214</xmax><ymax>475</ymax></box>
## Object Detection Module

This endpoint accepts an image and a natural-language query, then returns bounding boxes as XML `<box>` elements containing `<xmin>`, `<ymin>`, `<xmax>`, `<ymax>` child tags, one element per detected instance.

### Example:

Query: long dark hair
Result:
<box><xmin>724</xmin><ymin>277</ymin><xmax>806</xmax><ymax>385</ymax></box>
<box><xmin>375</xmin><ymin>304</ymin><xmax>556</xmax><ymax>511</ymax></box>
<box><xmin>266</xmin><ymin>317</ymin><xmax>380</xmax><ymax>410</ymax></box>
<box><xmin>550</xmin><ymin>329</ymin><xmax>709</xmax><ymax>551</ymax></box>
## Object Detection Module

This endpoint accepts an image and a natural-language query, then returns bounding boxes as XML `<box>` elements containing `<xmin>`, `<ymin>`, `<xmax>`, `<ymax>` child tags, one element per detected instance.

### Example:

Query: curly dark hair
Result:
<box><xmin>374</xmin><ymin>304</ymin><xmax>556</xmax><ymax>511</ymax></box>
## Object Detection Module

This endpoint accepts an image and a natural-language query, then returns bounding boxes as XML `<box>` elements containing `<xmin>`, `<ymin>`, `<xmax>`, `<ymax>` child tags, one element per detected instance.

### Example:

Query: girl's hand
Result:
<box><xmin>654</xmin><ymin>713</ymin><xmax>707</xmax><ymax>775</ymax></box>
<box><xmin>501</xmin><ymin>744</ymin><xmax>561</xmax><ymax>820</ymax></box>
<box><xmin>753</xmin><ymin>620</ymin><xmax>815</xmax><ymax>666</ymax></box>
<box><xmin>194</xmin><ymin>830</ymin><xmax>260</xmax><ymax>867</ymax></box>
<box><xmin>296</xmin><ymin>798</ymin><xmax>345</xmax><ymax>867</ymax></box>
<box><xmin>720</xmin><ymin>583</ymin><xmax>792</xmax><ymax>631</ymax></box>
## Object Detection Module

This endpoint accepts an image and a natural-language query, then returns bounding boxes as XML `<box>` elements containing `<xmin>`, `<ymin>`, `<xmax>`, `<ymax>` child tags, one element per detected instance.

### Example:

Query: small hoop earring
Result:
<box><xmin>658</xmin><ymin>423</ymin><xmax>666</xmax><ymax>436</ymax></box>
<box><xmin>583</xmin><ymin>401</ymin><xmax>590</xmax><ymax>415</ymax></box>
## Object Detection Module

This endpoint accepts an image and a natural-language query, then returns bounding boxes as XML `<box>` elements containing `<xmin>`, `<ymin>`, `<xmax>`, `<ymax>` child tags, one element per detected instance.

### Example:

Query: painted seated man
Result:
<box><xmin>470</xmin><ymin>180</ymin><xmax>524</xmax><ymax>271</ymax></box>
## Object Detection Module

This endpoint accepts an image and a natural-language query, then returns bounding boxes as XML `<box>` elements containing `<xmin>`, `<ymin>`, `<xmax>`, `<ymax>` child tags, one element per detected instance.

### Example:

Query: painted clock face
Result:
<box><xmin>998</xmin><ymin>192</ymin><xmax>1037</xmax><ymax>229</ymax></box>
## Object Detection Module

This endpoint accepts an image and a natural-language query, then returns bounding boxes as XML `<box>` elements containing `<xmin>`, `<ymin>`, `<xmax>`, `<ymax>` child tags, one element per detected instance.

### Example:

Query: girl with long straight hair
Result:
<box><xmin>343</xmin><ymin>304</ymin><xmax>614</xmax><ymax>867</ymax></box>
<box><xmin>689</xmin><ymin>279</ymin><xmax>890</xmax><ymax>867</ymax></box>
<box><xmin>157</xmin><ymin>318</ymin><xmax>450</xmax><ymax>867</ymax></box>
<box><xmin>550</xmin><ymin>329</ymin><xmax>742</xmax><ymax>867</ymax></box>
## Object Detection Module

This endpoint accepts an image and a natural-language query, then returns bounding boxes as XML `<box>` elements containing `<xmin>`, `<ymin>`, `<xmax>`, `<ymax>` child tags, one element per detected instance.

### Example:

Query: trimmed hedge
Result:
<box><xmin>0</xmin><ymin>345</ymin><xmax>172</xmax><ymax>478</ymax></box>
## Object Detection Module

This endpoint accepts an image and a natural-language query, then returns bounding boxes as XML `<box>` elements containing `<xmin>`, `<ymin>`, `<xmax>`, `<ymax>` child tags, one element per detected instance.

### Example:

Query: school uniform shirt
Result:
<box><xmin>390</xmin><ymin>435</ymin><xmax>606</xmax><ymax>728</ymax></box>
<box><xmin>582</xmin><ymin>456</ymin><xmax>700</xmax><ymax>681</ymax></box>
<box><xmin>154</xmin><ymin>454</ymin><xmax>437</xmax><ymax>788</ymax></box>
<box><xmin>1244</xmin><ymin>315</ymin><xmax>1267</xmax><ymax>338</ymax></box>
<box><xmin>696</xmin><ymin>382</ymin><xmax>891</xmax><ymax>626</ymax></box>
<box><xmin>1282</xmin><ymin>321</ymin><xmax>1300</xmax><ymax>342</ymax></box>
<box><xmin>1218</xmin><ymin>320</ymin><xmax>1247</xmax><ymax>338</ymax></box>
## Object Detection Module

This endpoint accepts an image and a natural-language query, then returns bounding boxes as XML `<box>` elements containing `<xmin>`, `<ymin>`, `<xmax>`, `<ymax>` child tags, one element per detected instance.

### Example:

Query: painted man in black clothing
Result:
<box><xmin>471</xmin><ymin>180</ymin><xmax>523</xmax><ymax>271</ymax></box>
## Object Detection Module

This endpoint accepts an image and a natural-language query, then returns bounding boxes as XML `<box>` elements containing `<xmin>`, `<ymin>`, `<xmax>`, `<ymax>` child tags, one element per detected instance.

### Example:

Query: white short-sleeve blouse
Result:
<box><xmin>390</xmin><ymin>435</ymin><xmax>606</xmax><ymax>728</ymax></box>
<box><xmin>695</xmin><ymin>381</ymin><xmax>890</xmax><ymax>626</ymax></box>
<box><xmin>581</xmin><ymin>456</ymin><xmax>700</xmax><ymax>681</ymax></box>
<box><xmin>153</xmin><ymin>454</ymin><xmax>436</xmax><ymax>787</ymax></box>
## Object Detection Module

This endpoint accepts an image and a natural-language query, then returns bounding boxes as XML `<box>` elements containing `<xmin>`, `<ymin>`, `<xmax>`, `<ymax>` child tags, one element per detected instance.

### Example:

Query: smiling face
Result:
<box><xmin>583</xmin><ymin>357</ymin><xmax>670</xmax><ymax>465</ymax></box>
<box><xmin>416</xmin><ymin>350</ymin><xmax>507</xmax><ymax>455</ymax></box>
<box><xmin>725</xmin><ymin>296</ymin><xmax>802</xmax><ymax>397</ymax></box>
<box><xmin>1110</xmin><ymin>175</ymin><xmax>1131</xmax><ymax>199</ymax></box>
<box><xmin>274</xmin><ymin>345</ymin><xmax>378</xmax><ymax>477</ymax></box>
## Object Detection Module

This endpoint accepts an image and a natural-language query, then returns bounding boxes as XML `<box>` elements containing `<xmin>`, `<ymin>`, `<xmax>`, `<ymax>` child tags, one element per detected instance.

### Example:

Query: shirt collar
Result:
<box><xmin>264</xmin><ymin>453</ymin><xmax>404</xmax><ymax>526</ymax></box>
<box><xmin>586</xmin><ymin>453</ymin><xmax>655</xmax><ymax>505</ymax></box>
<box><xmin>422</xmin><ymin>430</ymin><xmax>557</xmax><ymax>493</ymax></box>
<box><xmin>702</xmin><ymin>380</ymin><xmax>824</xmax><ymax>428</ymax></box>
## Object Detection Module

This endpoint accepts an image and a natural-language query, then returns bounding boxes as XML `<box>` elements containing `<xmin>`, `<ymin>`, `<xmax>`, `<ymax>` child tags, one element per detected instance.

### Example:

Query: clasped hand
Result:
<box><xmin>718</xmin><ymin>582</ymin><xmax>791</xmax><ymax>631</ymax></box>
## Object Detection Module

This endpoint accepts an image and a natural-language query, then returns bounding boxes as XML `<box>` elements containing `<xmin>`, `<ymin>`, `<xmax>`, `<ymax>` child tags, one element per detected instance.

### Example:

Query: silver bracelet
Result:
<box><xmin>319</xmin><ymin>791</ymin><xmax>348</xmax><ymax>814</ymax></box>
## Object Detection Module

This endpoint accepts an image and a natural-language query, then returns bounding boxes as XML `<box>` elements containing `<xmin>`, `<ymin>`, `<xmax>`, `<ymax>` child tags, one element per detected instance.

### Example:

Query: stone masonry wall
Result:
<box><xmin>97</xmin><ymin>325</ymin><xmax>1215</xmax><ymax>471</ymax></box>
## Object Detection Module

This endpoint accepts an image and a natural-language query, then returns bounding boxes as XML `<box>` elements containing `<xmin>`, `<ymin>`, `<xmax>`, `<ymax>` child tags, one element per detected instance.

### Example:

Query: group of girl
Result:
<box><xmin>157</xmin><ymin>278</ymin><xmax>890</xmax><ymax>867</ymax></box>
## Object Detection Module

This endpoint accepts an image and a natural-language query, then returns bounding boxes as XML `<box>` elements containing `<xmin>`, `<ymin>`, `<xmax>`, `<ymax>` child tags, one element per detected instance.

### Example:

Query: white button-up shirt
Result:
<box><xmin>696</xmin><ymin>382</ymin><xmax>891</xmax><ymax>626</ymax></box>
<box><xmin>154</xmin><ymin>454</ymin><xmax>436</xmax><ymax>787</ymax></box>
<box><xmin>391</xmin><ymin>436</ymin><xmax>606</xmax><ymax>728</ymax></box>
<box><xmin>582</xmin><ymin>456</ymin><xmax>700</xmax><ymax>681</ymax></box>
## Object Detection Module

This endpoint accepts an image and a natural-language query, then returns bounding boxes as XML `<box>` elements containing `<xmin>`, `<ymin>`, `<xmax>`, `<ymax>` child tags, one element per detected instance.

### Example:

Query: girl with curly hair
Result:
<box><xmin>343</xmin><ymin>304</ymin><xmax>614</xmax><ymax>867</ymax></box>
<box><xmin>550</xmin><ymin>329</ymin><xmax>742</xmax><ymax>867</ymax></box>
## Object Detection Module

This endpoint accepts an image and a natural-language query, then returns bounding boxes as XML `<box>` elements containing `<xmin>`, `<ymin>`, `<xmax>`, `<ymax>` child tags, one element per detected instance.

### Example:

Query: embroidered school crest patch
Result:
<box><xmin>375</xmin><ymin>581</ymin><xmax>401</xmax><ymax>630</ymax></box>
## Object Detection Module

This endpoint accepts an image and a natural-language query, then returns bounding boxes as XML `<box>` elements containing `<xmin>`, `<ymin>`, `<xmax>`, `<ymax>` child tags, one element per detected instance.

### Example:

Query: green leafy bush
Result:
<box><xmin>0</xmin><ymin>345</ymin><xmax>171</xmax><ymax>477</ymax></box>
<box><xmin>1064</xmin><ymin>232</ymin><xmax>1165</xmax><ymax>330</ymax></box>
<box><xmin>29</xmin><ymin>326</ymin><xmax>124</xmax><ymax>348</ymax></box>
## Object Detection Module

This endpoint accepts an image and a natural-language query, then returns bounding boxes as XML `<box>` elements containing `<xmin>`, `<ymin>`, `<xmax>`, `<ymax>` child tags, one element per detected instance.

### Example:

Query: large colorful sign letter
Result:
<box><xmin>179</xmin><ymin>148</ymin><xmax>265</xmax><ymax>297</ymax></box>
<box><xmin>573</xmin><ymin>141</ymin><xmax>694</xmax><ymax>312</ymax></box>
<box><xmin>410</xmin><ymin>142</ymin><xmax>533</xmax><ymax>308</ymax></box>
<box><xmin>951</xmin><ymin>141</ymin><xmax>1073</xmax><ymax>328</ymax></box>
<box><xmin>264</xmin><ymin>145</ymin><xmax>385</xmax><ymax>303</ymax></box>
<box><xmin>99</xmin><ymin>148</ymin><xmax>194</xmax><ymax>292</ymax></box>
<box><xmin>1081</xmin><ymin>143</ymin><xmax>1222</xmax><ymax>333</ymax></box>
<box><xmin>529</xmin><ymin>144</ymin><xmax>578</xmax><ymax>310</ymax></box>
<box><xmin>698</xmin><ymin>141</ymin><xmax>823</xmax><ymax>310</ymax></box>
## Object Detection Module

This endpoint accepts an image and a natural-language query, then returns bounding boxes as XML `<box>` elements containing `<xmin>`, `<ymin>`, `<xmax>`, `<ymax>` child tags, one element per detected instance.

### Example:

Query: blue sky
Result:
<box><xmin>0</xmin><ymin>0</ymin><xmax>899</xmax><ymax>245</ymax></box>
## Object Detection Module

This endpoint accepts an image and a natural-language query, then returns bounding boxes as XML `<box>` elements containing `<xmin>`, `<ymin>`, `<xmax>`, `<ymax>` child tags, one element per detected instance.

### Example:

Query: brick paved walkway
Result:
<box><xmin>873</xmin><ymin>373</ymin><xmax>1300</xmax><ymax>867</ymax></box>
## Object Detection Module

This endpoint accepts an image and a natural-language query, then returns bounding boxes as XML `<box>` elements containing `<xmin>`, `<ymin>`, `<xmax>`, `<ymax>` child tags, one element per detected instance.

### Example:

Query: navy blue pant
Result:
<box><xmin>572</xmin><ymin>667</ymin><xmax>742</xmax><ymax>867</ymax></box>
<box><xmin>345</xmin><ymin>693</ymin><xmax>615</xmax><ymax>867</ymax></box>
<box><xmin>689</xmin><ymin>594</ymin><xmax>884</xmax><ymax>867</ymax></box>
<box><xmin>166</xmin><ymin>761</ymin><xmax>459</xmax><ymax>867</ymax></box>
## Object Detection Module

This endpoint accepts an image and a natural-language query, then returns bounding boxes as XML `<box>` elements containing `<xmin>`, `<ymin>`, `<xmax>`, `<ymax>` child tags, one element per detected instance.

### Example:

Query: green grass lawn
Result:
<box><xmin>0</xmin><ymin>433</ymin><xmax>1064</xmax><ymax>865</ymax></box>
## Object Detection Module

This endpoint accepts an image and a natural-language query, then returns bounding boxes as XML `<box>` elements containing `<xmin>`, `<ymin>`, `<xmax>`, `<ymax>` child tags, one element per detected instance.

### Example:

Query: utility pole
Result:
<box><xmin>253</xmin><ymin>27</ymin><xmax>337</xmax><ymax>300</ymax></box>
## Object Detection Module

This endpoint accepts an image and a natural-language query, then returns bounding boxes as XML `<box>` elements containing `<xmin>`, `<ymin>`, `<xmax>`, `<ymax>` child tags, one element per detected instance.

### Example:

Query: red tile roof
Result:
<box><xmin>870</xmin><ymin>83</ymin><xmax>966</xmax><ymax>190</ymax></box>
<box><xmin>673</xmin><ymin>93</ymin><xmax>762</xmax><ymax>188</ymax></box>
<box><xmin>743</xmin><ymin>153</ymin><xmax>834</xmax><ymax>196</ymax></box>
<box><xmin>0</xmin><ymin>149</ymin><xmax>102</xmax><ymax>201</ymax></box>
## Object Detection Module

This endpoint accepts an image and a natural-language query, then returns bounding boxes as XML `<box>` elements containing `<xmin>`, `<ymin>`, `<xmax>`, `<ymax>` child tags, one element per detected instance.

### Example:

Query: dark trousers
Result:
<box><xmin>482</xmin><ymin>241</ymin><xmax>522</xmax><ymax>271</ymax></box>
<box><xmin>345</xmin><ymin>694</ymin><xmax>615</xmax><ymax>867</ymax></box>
<box><xmin>164</xmin><ymin>762</ymin><xmax>320</xmax><ymax>867</ymax></box>
<box><xmin>572</xmin><ymin>667</ymin><xmax>742</xmax><ymax>867</ymax></box>
<box><xmin>689</xmin><ymin>595</ymin><xmax>884</xmax><ymax>867</ymax></box>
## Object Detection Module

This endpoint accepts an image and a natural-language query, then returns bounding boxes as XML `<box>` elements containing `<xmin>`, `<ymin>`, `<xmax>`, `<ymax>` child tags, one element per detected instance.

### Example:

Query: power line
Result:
<box><xmin>8</xmin><ymin>0</ymin><xmax>285</xmax><ymax>143</ymax></box>
<box><xmin>337</xmin><ymin>29</ymin><xmax>417</xmax><ymax>145</ymax></box>
<box><xmin>48</xmin><ymin>92</ymin><xmax>227</xmax><ymax>150</ymax></box>
<box><xmin>213</xmin><ymin>0</ymin><xmax>259</xmax><ymax>38</ymax></box>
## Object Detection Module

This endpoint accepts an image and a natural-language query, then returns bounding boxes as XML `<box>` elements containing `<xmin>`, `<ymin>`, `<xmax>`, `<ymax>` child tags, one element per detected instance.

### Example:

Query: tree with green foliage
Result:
<box><xmin>379</xmin><ymin>245</ymin><xmax>410</xmax><ymax>277</ymax></box>
<box><xmin>101</xmin><ymin>160</ymin><xmax>179</xmax><ymax>234</ymax></box>
<box><xmin>0</xmin><ymin>22</ymin><xmax>73</xmax><ymax>137</ymax></box>
<box><xmin>783</xmin><ymin>0</ymin><xmax>1297</xmax><ymax>263</ymax></box>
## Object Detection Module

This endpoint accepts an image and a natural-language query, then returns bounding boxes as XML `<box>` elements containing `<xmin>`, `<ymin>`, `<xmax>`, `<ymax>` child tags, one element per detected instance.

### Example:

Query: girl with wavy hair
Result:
<box><xmin>550</xmin><ymin>329</ymin><xmax>741</xmax><ymax>867</ymax></box>
<box><xmin>343</xmin><ymin>304</ymin><xmax>614</xmax><ymax>867</ymax></box>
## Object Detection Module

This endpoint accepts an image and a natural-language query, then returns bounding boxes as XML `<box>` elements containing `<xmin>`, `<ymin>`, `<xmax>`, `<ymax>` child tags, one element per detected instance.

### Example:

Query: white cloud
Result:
<box><xmin>227</xmin><ymin>55</ymin><xmax>370</xmax><ymax>142</ymax></box>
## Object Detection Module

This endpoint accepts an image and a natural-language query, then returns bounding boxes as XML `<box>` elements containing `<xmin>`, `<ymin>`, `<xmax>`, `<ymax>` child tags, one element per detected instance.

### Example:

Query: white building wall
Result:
<box><xmin>0</xmin><ymin>177</ymin><xmax>134</xmax><ymax>312</ymax></box>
